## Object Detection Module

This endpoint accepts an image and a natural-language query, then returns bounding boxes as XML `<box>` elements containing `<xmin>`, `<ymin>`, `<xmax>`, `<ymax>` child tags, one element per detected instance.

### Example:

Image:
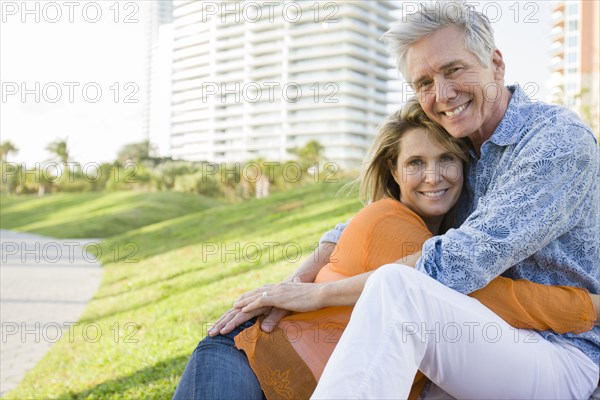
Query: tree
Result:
<box><xmin>0</xmin><ymin>140</ymin><xmax>18</xmax><ymax>162</ymax></box>
<box><xmin>116</xmin><ymin>140</ymin><xmax>155</xmax><ymax>165</ymax></box>
<box><xmin>288</xmin><ymin>140</ymin><xmax>324</xmax><ymax>169</ymax></box>
<box><xmin>46</xmin><ymin>138</ymin><xmax>70</xmax><ymax>165</ymax></box>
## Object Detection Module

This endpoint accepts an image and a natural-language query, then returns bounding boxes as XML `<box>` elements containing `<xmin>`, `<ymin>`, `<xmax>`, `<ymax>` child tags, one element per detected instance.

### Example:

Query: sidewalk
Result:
<box><xmin>0</xmin><ymin>230</ymin><xmax>102</xmax><ymax>396</ymax></box>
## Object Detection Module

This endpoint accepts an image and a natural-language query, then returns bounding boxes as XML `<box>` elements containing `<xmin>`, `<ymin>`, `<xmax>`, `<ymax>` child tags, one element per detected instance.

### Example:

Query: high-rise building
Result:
<box><xmin>548</xmin><ymin>0</ymin><xmax>599</xmax><ymax>135</ymax></box>
<box><xmin>170</xmin><ymin>1</ymin><xmax>396</xmax><ymax>168</ymax></box>
<box><xmin>144</xmin><ymin>1</ymin><xmax>174</xmax><ymax>157</ymax></box>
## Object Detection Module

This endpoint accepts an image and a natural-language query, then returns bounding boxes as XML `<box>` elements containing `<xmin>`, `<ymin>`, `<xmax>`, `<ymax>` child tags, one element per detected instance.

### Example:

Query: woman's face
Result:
<box><xmin>391</xmin><ymin>128</ymin><xmax>463</xmax><ymax>231</ymax></box>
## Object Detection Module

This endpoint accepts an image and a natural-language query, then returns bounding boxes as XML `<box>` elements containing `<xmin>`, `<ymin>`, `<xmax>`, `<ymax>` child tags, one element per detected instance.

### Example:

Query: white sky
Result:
<box><xmin>1</xmin><ymin>1</ymin><xmax>552</xmax><ymax>165</ymax></box>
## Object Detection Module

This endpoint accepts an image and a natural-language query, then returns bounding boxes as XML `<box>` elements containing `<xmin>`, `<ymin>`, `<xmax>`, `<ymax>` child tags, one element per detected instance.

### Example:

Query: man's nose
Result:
<box><xmin>435</xmin><ymin>78</ymin><xmax>458</xmax><ymax>103</ymax></box>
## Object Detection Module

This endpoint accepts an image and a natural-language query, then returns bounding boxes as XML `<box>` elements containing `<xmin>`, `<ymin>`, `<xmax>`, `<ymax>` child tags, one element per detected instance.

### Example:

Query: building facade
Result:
<box><xmin>170</xmin><ymin>1</ymin><xmax>396</xmax><ymax>168</ymax></box>
<box><xmin>144</xmin><ymin>0</ymin><xmax>174</xmax><ymax>157</ymax></box>
<box><xmin>549</xmin><ymin>0</ymin><xmax>599</xmax><ymax>135</ymax></box>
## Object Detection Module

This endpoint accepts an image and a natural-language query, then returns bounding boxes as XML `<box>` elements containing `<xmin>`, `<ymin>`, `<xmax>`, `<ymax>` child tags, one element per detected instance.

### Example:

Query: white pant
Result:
<box><xmin>312</xmin><ymin>265</ymin><xmax>599</xmax><ymax>400</ymax></box>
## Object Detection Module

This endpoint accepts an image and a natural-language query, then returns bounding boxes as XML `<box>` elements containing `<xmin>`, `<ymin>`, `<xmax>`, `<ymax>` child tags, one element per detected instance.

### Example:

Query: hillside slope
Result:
<box><xmin>2</xmin><ymin>183</ymin><xmax>361</xmax><ymax>399</ymax></box>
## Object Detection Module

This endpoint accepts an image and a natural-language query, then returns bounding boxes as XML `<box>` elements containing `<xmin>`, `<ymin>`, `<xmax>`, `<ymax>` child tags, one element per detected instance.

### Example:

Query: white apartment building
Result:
<box><xmin>144</xmin><ymin>1</ymin><xmax>174</xmax><ymax>157</ymax></box>
<box><xmin>548</xmin><ymin>0</ymin><xmax>599</xmax><ymax>134</ymax></box>
<box><xmin>170</xmin><ymin>1</ymin><xmax>397</xmax><ymax>168</ymax></box>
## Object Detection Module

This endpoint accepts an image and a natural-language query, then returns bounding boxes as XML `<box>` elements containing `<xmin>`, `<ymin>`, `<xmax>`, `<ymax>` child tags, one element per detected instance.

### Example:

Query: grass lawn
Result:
<box><xmin>0</xmin><ymin>191</ymin><xmax>222</xmax><ymax>239</ymax></box>
<box><xmin>0</xmin><ymin>182</ymin><xmax>362</xmax><ymax>399</ymax></box>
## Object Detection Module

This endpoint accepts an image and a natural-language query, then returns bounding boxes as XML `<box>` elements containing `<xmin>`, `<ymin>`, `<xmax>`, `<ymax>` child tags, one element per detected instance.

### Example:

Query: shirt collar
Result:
<box><xmin>489</xmin><ymin>84</ymin><xmax>530</xmax><ymax>147</ymax></box>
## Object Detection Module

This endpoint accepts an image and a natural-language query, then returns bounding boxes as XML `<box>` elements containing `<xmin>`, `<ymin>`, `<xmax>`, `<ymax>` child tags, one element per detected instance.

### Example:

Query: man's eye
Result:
<box><xmin>447</xmin><ymin>67</ymin><xmax>461</xmax><ymax>75</ymax></box>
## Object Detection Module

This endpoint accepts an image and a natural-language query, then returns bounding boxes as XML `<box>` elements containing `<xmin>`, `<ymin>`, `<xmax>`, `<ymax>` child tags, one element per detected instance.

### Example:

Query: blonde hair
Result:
<box><xmin>359</xmin><ymin>97</ymin><xmax>469</xmax><ymax>232</ymax></box>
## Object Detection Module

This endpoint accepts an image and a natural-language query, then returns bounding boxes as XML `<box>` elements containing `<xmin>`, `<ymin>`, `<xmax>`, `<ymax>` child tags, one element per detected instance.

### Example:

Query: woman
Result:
<box><xmin>173</xmin><ymin>99</ymin><xmax>597</xmax><ymax>400</ymax></box>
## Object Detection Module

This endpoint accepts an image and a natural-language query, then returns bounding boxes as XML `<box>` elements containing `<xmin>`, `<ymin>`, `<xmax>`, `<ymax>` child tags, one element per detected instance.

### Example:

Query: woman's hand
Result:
<box><xmin>208</xmin><ymin>305</ymin><xmax>292</xmax><ymax>336</ymax></box>
<box><xmin>233</xmin><ymin>280</ymin><xmax>326</xmax><ymax>315</ymax></box>
<box><xmin>207</xmin><ymin>241</ymin><xmax>337</xmax><ymax>337</ymax></box>
<box><xmin>208</xmin><ymin>305</ymin><xmax>268</xmax><ymax>336</ymax></box>
<box><xmin>208</xmin><ymin>277</ymin><xmax>308</xmax><ymax>336</ymax></box>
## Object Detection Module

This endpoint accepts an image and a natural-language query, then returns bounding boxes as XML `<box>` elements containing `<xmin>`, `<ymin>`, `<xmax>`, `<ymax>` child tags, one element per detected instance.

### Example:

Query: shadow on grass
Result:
<box><xmin>56</xmin><ymin>355</ymin><xmax>188</xmax><ymax>399</ymax></box>
<box><xmin>1</xmin><ymin>192</ymin><xmax>221</xmax><ymax>239</ymax></box>
<box><xmin>0</xmin><ymin>193</ymin><xmax>104</xmax><ymax>231</ymax></box>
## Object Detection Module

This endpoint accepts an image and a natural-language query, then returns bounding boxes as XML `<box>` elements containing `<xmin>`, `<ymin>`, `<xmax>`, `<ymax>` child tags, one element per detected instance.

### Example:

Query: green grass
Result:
<box><xmin>0</xmin><ymin>191</ymin><xmax>222</xmax><ymax>239</ymax></box>
<box><xmin>0</xmin><ymin>183</ymin><xmax>362</xmax><ymax>399</ymax></box>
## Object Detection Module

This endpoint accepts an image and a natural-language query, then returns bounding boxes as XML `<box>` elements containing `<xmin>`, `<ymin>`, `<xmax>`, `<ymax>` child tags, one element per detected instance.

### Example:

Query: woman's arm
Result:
<box><xmin>235</xmin><ymin>270</ymin><xmax>377</xmax><ymax>313</ymax></box>
<box><xmin>285</xmin><ymin>241</ymin><xmax>336</xmax><ymax>283</ymax></box>
<box><xmin>593</xmin><ymin>293</ymin><xmax>600</xmax><ymax>324</ymax></box>
<box><xmin>405</xmin><ymin>252</ymin><xmax>597</xmax><ymax>334</ymax></box>
<box><xmin>237</xmin><ymin>268</ymin><xmax>599</xmax><ymax>335</ymax></box>
<box><xmin>470</xmin><ymin>277</ymin><xmax>597</xmax><ymax>334</ymax></box>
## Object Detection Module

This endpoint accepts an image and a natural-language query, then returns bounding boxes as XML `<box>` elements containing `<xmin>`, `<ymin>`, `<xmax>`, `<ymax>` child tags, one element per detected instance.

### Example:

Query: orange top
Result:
<box><xmin>235</xmin><ymin>198</ymin><xmax>595</xmax><ymax>400</ymax></box>
<box><xmin>315</xmin><ymin>198</ymin><xmax>431</xmax><ymax>283</ymax></box>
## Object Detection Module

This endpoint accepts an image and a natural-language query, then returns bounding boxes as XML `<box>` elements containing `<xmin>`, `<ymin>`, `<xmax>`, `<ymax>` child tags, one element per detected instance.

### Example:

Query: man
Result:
<box><xmin>310</xmin><ymin>2</ymin><xmax>599</xmax><ymax>399</ymax></box>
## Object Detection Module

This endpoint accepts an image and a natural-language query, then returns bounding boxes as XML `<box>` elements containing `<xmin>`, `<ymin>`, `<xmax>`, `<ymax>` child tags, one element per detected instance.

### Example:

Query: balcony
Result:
<box><xmin>251</xmin><ymin>41</ymin><xmax>283</xmax><ymax>56</ymax></box>
<box><xmin>550</xmin><ymin>58</ymin><xmax>565</xmax><ymax>74</ymax></box>
<box><xmin>174</xmin><ymin>34</ymin><xmax>210</xmax><ymax>50</ymax></box>
<box><xmin>551</xmin><ymin>11</ymin><xmax>565</xmax><ymax>28</ymax></box>
<box><xmin>553</xmin><ymin>2</ymin><xmax>565</xmax><ymax>13</ymax></box>
<box><xmin>172</xmin><ymin>65</ymin><xmax>211</xmax><ymax>81</ymax></box>
<box><xmin>550</xmin><ymin>44</ymin><xmax>565</xmax><ymax>58</ymax></box>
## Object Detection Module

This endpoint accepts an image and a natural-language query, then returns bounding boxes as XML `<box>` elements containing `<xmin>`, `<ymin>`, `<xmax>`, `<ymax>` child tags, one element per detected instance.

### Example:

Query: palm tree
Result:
<box><xmin>0</xmin><ymin>140</ymin><xmax>18</xmax><ymax>162</ymax></box>
<box><xmin>46</xmin><ymin>138</ymin><xmax>70</xmax><ymax>165</ymax></box>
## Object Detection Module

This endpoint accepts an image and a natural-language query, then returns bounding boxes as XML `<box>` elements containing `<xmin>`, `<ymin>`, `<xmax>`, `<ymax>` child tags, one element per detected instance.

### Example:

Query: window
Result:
<box><xmin>568</xmin><ymin>20</ymin><xmax>578</xmax><ymax>31</ymax></box>
<box><xmin>568</xmin><ymin>36</ymin><xmax>578</xmax><ymax>47</ymax></box>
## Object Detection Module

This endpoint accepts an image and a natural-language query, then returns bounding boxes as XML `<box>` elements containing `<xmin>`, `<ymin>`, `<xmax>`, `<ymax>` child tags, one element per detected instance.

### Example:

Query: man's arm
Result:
<box><xmin>417</xmin><ymin>124</ymin><xmax>599</xmax><ymax>294</ymax></box>
<box><xmin>318</xmin><ymin>221</ymin><xmax>348</xmax><ymax>246</ymax></box>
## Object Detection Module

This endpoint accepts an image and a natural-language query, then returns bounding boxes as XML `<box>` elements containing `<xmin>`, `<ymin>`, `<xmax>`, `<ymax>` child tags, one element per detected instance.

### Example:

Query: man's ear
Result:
<box><xmin>491</xmin><ymin>49</ymin><xmax>506</xmax><ymax>82</ymax></box>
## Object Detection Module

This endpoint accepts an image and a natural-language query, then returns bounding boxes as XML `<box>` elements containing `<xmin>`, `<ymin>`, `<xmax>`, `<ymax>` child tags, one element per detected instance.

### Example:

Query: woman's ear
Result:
<box><xmin>388</xmin><ymin>158</ymin><xmax>400</xmax><ymax>185</ymax></box>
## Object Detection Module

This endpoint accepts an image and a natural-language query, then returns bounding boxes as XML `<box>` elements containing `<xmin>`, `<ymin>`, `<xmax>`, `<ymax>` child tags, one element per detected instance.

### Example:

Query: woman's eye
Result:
<box><xmin>440</xmin><ymin>155</ymin><xmax>455</xmax><ymax>162</ymax></box>
<box><xmin>447</xmin><ymin>67</ymin><xmax>461</xmax><ymax>75</ymax></box>
<box><xmin>407</xmin><ymin>159</ymin><xmax>423</xmax><ymax>167</ymax></box>
<box><xmin>415</xmin><ymin>81</ymin><xmax>432</xmax><ymax>92</ymax></box>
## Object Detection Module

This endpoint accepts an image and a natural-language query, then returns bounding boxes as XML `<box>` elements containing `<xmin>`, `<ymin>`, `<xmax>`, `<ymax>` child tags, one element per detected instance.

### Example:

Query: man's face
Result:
<box><xmin>405</xmin><ymin>25</ymin><xmax>506</xmax><ymax>143</ymax></box>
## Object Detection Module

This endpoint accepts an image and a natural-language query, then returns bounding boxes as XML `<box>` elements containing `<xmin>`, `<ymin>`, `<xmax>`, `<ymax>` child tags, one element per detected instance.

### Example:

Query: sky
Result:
<box><xmin>1</xmin><ymin>1</ymin><xmax>552</xmax><ymax>166</ymax></box>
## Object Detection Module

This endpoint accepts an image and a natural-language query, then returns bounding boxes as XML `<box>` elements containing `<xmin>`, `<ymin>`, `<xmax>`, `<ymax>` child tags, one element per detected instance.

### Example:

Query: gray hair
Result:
<box><xmin>382</xmin><ymin>1</ymin><xmax>496</xmax><ymax>79</ymax></box>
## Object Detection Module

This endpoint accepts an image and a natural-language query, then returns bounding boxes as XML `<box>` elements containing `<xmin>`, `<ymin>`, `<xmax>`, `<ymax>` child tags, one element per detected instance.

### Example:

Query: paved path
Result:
<box><xmin>0</xmin><ymin>230</ymin><xmax>102</xmax><ymax>396</ymax></box>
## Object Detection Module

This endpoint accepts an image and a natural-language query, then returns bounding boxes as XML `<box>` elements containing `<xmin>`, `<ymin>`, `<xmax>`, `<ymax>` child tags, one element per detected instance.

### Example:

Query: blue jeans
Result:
<box><xmin>172</xmin><ymin>319</ymin><xmax>265</xmax><ymax>400</ymax></box>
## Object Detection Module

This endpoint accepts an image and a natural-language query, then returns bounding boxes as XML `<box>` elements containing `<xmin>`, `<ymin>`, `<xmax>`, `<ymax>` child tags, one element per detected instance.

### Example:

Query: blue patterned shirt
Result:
<box><xmin>321</xmin><ymin>85</ymin><xmax>600</xmax><ymax>365</ymax></box>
